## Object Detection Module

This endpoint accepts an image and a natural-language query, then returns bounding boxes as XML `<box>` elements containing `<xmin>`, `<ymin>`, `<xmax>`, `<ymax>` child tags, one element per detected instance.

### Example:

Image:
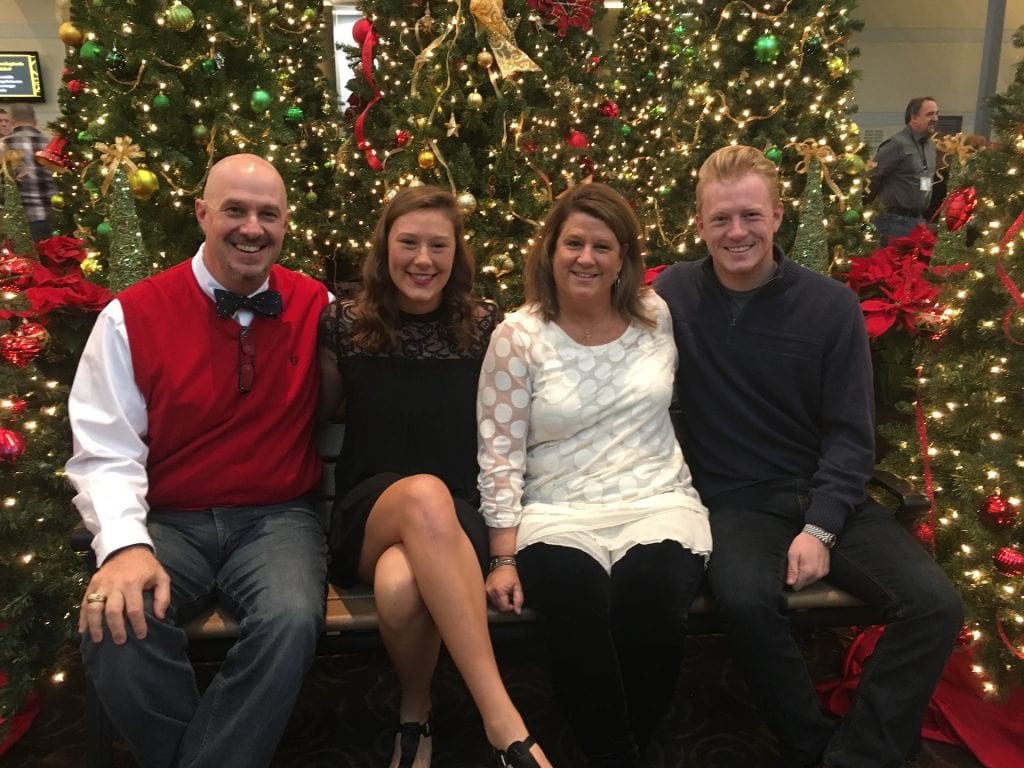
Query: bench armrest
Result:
<box><xmin>868</xmin><ymin>469</ymin><xmax>930</xmax><ymax>524</ymax></box>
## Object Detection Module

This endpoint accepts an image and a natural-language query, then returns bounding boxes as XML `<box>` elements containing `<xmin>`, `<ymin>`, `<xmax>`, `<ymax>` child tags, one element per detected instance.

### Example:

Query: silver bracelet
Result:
<box><xmin>488</xmin><ymin>556</ymin><xmax>517</xmax><ymax>573</ymax></box>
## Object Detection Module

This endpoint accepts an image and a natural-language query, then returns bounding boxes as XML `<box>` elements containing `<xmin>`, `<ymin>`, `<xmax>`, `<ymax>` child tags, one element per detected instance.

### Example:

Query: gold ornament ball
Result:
<box><xmin>476</xmin><ymin>51</ymin><xmax>494</xmax><ymax>69</ymax></box>
<box><xmin>826</xmin><ymin>56</ymin><xmax>846</xmax><ymax>78</ymax></box>
<box><xmin>51</xmin><ymin>193</ymin><xmax>65</xmax><ymax>209</ymax></box>
<box><xmin>128</xmin><ymin>168</ymin><xmax>160</xmax><ymax>200</ymax></box>
<box><xmin>417</xmin><ymin>149</ymin><xmax>437</xmax><ymax>170</ymax></box>
<box><xmin>456</xmin><ymin>191</ymin><xmax>477</xmax><ymax>215</ymax></box>
<box><xmin>466</xmin><ymin>91</ymin><xmax>484</xmax><ymax>110</ymax></box>
<box><xmin>58</xmin><ymin>22</ymin><xmax>85</xmax><ymax>47</ymax></box>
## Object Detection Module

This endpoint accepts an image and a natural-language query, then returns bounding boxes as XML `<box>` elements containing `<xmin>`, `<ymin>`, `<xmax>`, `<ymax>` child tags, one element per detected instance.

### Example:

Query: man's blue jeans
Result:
<box><xmin>873</xmin><ymin>212</ymin><xmax>925</xmax><ymax>246</ymax></box>
<box><xmin>81</xmin><ymin>500</ymin><xmax>327</xmax><ymax>768</ymax></box>
<box><xmin>706</xmin><ymin>479</ymin><xmax>963</xmax><ymax>768</ymax></box>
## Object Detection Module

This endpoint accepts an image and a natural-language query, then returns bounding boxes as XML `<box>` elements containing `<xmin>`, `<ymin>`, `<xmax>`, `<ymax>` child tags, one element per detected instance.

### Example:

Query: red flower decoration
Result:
<box><xmin>845</xmin><ymin>225</ymin><xmax>967</xmax><ymax>339</ymax></box>
<box><xmin>526</xmin><ymin>0</ymin><xmax>596</xmax><ymax>37</ymax></box>
<box><xmin>0</xmin><ymin>238</ymin><xmax>112</xmax><ymax>322</ymax></box>
<box><xmin>35</xmin><ymin>235</ymin><xmax>89</xmax><ymax>270</ymax></box>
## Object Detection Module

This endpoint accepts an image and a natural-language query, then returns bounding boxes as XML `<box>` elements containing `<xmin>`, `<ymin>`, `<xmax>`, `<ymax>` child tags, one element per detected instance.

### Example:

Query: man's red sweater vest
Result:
<box><xmin>118</xmin><ymin>261</ymin><xmax>328</xmax><ymax>510</ymax></box>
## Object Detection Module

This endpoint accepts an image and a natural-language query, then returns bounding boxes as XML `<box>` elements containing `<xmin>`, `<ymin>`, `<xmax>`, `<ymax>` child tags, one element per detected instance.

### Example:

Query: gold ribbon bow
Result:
<box><xmin>1</xmin><ymin>149</ymin><xmax>25</xmax><ymax>181</ymax></box>
<box><xmin>94</xmin><ymin>136</ymin><xmax>144</xmax><ymax>195</ymax></box>
<box><xmin>789</xmin><ymin>139</ymin><xmax>846</xmax><ymax>212</ymax></box>
<box><xmin>469</xmin><ymin>0</ymin><xmax>540</xmax><ymax>78</ymax></box>
<box><xmin>933</xmin><ymin>132</ymin><xmax>977</xmax><ymax>176</ymax></box>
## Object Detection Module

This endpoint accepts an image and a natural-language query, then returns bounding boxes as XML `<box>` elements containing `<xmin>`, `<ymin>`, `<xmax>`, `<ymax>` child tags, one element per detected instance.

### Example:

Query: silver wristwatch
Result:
<box><xmin>802</xmin><ymin>523</ymin><xmax>837</xmax><ymax>549</ymax></box>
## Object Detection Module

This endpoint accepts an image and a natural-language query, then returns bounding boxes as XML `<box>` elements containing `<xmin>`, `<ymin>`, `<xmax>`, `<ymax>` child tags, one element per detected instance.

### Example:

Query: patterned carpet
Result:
<box><xmin>6</xmin><ymin>630</ymin><xmax>982</xmax><ymax>767</ymax></box>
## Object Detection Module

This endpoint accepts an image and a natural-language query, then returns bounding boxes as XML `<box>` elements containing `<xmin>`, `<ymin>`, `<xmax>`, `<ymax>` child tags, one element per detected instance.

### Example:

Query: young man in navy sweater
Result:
<box><xmin>656</xmin><ymin>145</ymin><xmax>962</xmax><ymax>768</ymax></box>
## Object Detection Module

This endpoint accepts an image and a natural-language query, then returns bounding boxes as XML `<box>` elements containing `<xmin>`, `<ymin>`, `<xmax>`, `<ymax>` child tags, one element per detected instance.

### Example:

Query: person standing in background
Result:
<box><xmin>0</xmin><ymin>103</ymin><xmax>57</xmax><ymax>241</ymax></box>
<box><xmin>867</xmin><ymin>96</ymin><xmax>939</xmax><ymax>244</ymax></box>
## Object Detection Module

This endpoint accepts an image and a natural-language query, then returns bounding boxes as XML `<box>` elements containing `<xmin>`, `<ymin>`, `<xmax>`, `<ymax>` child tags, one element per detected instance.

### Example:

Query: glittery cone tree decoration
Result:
<box><xmin>1</xmin><ymin>152</ymin><xmax>37</xmax><ymax>257</ymax></box>
<box><xmin>89</xmin><ymin>137</ymin><xmax>151</xmax><ymax>293</ymax></box>
<box><xmin>786</xmin><ymin>140</ymin><xmax>851</xmax><ymax>276</ymax></box>
<box><xmin>105</xmin><ymin>167</ymin><xmax>149</xmax><ymax>293</ymax></box>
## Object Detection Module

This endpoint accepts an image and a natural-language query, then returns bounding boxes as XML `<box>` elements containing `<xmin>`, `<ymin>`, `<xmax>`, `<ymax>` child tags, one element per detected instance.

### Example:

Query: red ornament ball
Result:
<box><xmin>521</xmin><ymin>140</ymin><xmax>538</xmax><ymax>154</ymax></box>
<box><xmin>352</xmin><ymin>18</ymin><xmax>373</xmax><ymax>45</ymax></box>
<box><xmin>566</xmin><ymin>131</ymin><xmax>590</xmax><ymax>150</ymax></box>
<box><xmin>0</xmin><ymin>255</ymin><xmax>34</xmax><ymax>290</ymax></box>
<box><xmin>912</xmin><ymin>522</ymin><xmax>935</xmax><ymax>549</ymax></box>
<box><xmin>599</xmin><ymin>100</ymin><xmax>620</xmax><ymax>119</ymax></box>
<box><xmin>394</xmin><ymin>129</ymin><xmax>411</xmax><ymax>148</ymax></box>
<box><xmin>0</xmin><ymin>322</ymin><xmax>49</xmax><ymax>368</ymax></box>
<box><xmin>994</xmin><ymin>546</ymin><xmax>1024</xmax><ymax>577</ymax></box>
<box><xmin>66</xmin><ymin>79</ymin><xmax>85</xmax><ymax>96</ymax></box>
<box><xmin>978</xmin><ymin>493</ymin><xmax>1018</xmax><ymax>530</ymax></box>
<box><xmin>944</xmin><ymin>186</ymin><xmax>976</xmax><ymax>232</ymax></box>
<box><xmin>1</xmin><ymin>396</ymin><xmax>27</xmax><ymax>416</ymax></box>
<box><xmin>0</xmin><ymin>427</ymin><xmax>26</xmax><ymax>463</ymax></box>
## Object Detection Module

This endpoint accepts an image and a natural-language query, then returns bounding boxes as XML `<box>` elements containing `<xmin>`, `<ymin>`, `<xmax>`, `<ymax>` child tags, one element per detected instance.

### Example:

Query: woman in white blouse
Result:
<box><xmin>477</xmin><ymin>183</ymin><xmax>713</xmax><ymax>768</ymax></box>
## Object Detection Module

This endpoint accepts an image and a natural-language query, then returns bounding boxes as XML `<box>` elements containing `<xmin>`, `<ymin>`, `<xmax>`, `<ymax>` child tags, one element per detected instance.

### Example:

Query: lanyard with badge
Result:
<box><xmin>916</xmin><ymin>139</ymin><xmax>932</xmax><ymax>193</ymax></box>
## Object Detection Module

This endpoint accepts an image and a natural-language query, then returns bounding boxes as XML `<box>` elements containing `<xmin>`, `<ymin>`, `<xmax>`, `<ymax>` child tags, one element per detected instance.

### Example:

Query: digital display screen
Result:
<box><xmin>0</xmin><ymin>52</ymin><xmax>45</xmax><ymax>102</ymax></box>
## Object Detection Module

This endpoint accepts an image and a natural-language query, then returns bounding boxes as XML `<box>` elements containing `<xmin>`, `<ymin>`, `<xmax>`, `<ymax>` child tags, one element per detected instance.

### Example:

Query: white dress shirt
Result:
<box><xmin>66</xmin><ymin>248</ymin><xmax>269</xmax><ymax>566</ymax></box>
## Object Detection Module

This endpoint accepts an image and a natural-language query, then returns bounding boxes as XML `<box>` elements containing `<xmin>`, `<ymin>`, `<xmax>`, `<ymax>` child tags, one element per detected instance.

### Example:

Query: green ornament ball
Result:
<box><xmin>843</xmin><ymin>153</ymin><xmax>866</xmax><ymax>176</ymax></box>
<box><xmin>285</xmin><ymin>106</ymin><xmax>304</xmax><ymax>123</ymax></box>
<box><xmin>765</xmin><ymin>147</ymin><xmax>783</xmax><ymax>164</ymax></box>
<box><xmin>754</xmin><ymin>34</ymin><xmax>780</xmax><ymax>63</ymax></box>
<box><xmin>193</xmin><ymin>123</ymin><xmax>210</xmax><ymax>143</ymax></box>
<box><xmin>79</xmin><ymin>40</ymin><xmax>104</xmax><ymax>63</ymax></box>
<box><xmin>305</xmin><ymin>191</ymin><xmax>319</xmax><ymax>204</ymax></box>
<box><xmin>843</xmin><ymin>208</ymin><xmax>861</xmax><ymax>224</ymax></box>
<box><xmin>250</xmin><ymin>88</ymin><xmax>272</xmax><ymax>113</ymax></box>
<box><xmin>805</xmin><ymin>36</ymin><xmax>822</xmax><ymax>52</ymax></box>
<box><xmin>96</xmin><ymin>221</ymin><xmax>112</xmax><ymax>237</ymax></box>
<box><xmin>673</xmin><ymin>25</ymin><xmax>686</xmax><ymax>38</ymax></box>
<box><xmin>303</xmin><ymin>8</ymin><xmax>318</xmax><ymax>22</ymax></box>
<box><xmin>672</xmin><ymin>79</ymin><xmax>686</xmax><ymax>91</ymax></box>
<box><xmin>266</xmin><ymin>8</ymin><xmax>280</xmax><ymax>19</ymax></box>
<box><xmin>152</xmin><ymin>93</ymin><xmax>171</xmax><ymax>109</ymax></box>
<box><xmin>77</xmin><ymin>130</ymin><xmax>95</xmax><ymax>143</ymax></box>
<box><xmin>651</xmin><ymin>105</ymin><xmax>666</xmax><ymax>119</ymax></box>
<box><xmin>657</xmin><ymin>184</ymin><xmax>672</xmax><ymax>198</ymax></box>
<box><xmin>620</xmin><ymin>124</ymin><xmax>632</xmax><ymax>137</ymax></box>
<box><xmin>165</xmin><ymin>4</ymin><xmax>196</xmax><ymax>33</ymax></box>
<box><xmin>201</xmin><ymin>58</ymin><xmax>218</xmax><ymax>74</ymax></box>
<box><xmin>683</xmin><ymin>46</ymin><xmax>696</xmax><ymax>58</ymax></box>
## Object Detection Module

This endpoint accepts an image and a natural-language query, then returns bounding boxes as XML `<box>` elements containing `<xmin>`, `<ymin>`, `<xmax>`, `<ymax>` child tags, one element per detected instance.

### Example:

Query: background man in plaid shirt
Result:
<box><xmin>1</xmin><ymin>103</ymin><xmax>57</xmax><ymax>242</ymax></box>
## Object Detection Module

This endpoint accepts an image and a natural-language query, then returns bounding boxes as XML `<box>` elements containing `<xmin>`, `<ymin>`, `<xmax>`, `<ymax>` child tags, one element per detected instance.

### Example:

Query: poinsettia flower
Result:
<box><xmin>644</xmin><ymin>264</ymin><xmax>668</xmax><ymax>285</ymax></box>
<box><xmin>35</xmin><ymin>235</ymin><xmax>89</xmax><ymax>270</ymax></box>
<box><xmin>886</xmin><ymin>224</ymin><xmax>936</xmax><ymax>262</ymax></box>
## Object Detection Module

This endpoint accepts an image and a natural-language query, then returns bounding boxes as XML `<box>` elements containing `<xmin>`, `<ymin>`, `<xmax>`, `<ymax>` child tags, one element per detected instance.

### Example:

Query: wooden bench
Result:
<box><xmin>72</xmin><ymin>422</ymin><xmax>927</xmax><ymax>767</ymax></box>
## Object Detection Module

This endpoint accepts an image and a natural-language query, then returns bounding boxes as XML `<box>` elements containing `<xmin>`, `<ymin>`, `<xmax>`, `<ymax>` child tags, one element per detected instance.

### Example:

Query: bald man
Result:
<box><xmin>67</xmin><ymin>154</ymin><xmax>330</xmax><ymax>768</ymax></box>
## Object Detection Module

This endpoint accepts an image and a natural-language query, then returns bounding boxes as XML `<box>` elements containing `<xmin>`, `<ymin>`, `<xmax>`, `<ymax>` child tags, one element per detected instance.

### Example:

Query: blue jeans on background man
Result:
<box><xmin>706</xmin><ymin>479</ymin><xmax>962</xmax><ymax>768</ymax></box>
<box><xmin>81</xmin><ymin>501</ymin><xmax>327</xmax><ymax>768</ymax></box>
<box><xmin>873</xmin><ymin>211</ymin><xmax>926</xmax><ymax>245</ymax></box>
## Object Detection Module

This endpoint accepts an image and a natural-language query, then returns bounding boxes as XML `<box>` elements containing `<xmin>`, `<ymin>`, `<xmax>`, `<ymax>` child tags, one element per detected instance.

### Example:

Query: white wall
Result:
<box><xmin>0</xmin><ymin>0</ymin><xmax>66</xmax><ymax>128</ymax></box>
<box><xmin>853</xmin><ymin>0</ymin><xmax>1024</xmax><ymax>143</ymax></box>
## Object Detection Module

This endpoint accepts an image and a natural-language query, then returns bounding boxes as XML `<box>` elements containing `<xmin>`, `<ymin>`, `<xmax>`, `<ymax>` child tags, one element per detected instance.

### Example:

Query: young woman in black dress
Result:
<box><xmin>318</xmin><ymin>186</ymin><xmax>552</xmax><ymax>768</ymax></box>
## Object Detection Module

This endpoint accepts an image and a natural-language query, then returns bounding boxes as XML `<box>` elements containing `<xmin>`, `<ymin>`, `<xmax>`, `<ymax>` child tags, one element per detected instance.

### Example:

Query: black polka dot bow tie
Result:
<box><xmin>214</xmin><ymin>289</ymin><xmax>283</xmax><ymax>318</ymax></box>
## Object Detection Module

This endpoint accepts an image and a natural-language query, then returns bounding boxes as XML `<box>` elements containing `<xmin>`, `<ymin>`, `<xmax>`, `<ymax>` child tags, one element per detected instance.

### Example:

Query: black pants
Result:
<box><xmin>518</xmin><ymin>540</ymin><xmax>705</xmax><ymax>767</ymax></box>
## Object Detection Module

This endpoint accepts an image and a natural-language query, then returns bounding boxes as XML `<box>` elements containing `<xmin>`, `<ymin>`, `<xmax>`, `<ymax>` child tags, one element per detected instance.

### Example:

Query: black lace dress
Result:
<box><xmin>318</xmin><ymin>299</ymin><xmax>500</xmax><ymax>585</ymax></box>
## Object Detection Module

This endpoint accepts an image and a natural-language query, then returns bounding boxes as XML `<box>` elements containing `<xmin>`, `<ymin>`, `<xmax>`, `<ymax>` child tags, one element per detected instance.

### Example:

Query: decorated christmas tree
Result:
<box><xmin>50</xmin><ymin>0</ymin><xmax>343</xmax><ymax>281</ymax></box>
<box><xmin>0</xmin><ymin>229</ymin><xmax>112</xmax><ymax>728</ymax></box>
<box><xmin>878</xmin><ymin>28</ymin><xmax>1024</xmax><ymax>693</ymax></box>
<box><xmin>332</xmin><ymin>0</ymin><xmax>606</xmax><ymax>306</ymax></box>
<box><xmin>590</xmin><ymin>0</ymin><xmax>870</xmax><ymax>266</ymax></box>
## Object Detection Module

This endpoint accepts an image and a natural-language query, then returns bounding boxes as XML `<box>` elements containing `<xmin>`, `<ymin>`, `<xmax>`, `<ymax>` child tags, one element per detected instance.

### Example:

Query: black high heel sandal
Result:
<box><xmin>395</xmin><ymin>715</ymin><xmax>432</xmax><ymax>768</ymax></box>
<box><xmin>494</xmin><ymin>735</ymin><xmax>542</xmax><ymax>768</ymax></box>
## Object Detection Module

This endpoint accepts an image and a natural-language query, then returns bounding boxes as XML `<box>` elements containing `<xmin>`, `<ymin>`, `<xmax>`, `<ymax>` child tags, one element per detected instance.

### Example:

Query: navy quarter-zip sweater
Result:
<box><xmin>655</xmin><ymin>248</ymin><xmax>875</xmax><ymax>535</ymax></box>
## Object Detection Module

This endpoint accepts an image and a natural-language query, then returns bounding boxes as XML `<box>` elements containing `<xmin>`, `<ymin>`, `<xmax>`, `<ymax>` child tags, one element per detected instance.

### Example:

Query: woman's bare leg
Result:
<box><xmin>359</xmin><ymin>475</ymin><xmax>551</xmax><ymax>766</ymax></box>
